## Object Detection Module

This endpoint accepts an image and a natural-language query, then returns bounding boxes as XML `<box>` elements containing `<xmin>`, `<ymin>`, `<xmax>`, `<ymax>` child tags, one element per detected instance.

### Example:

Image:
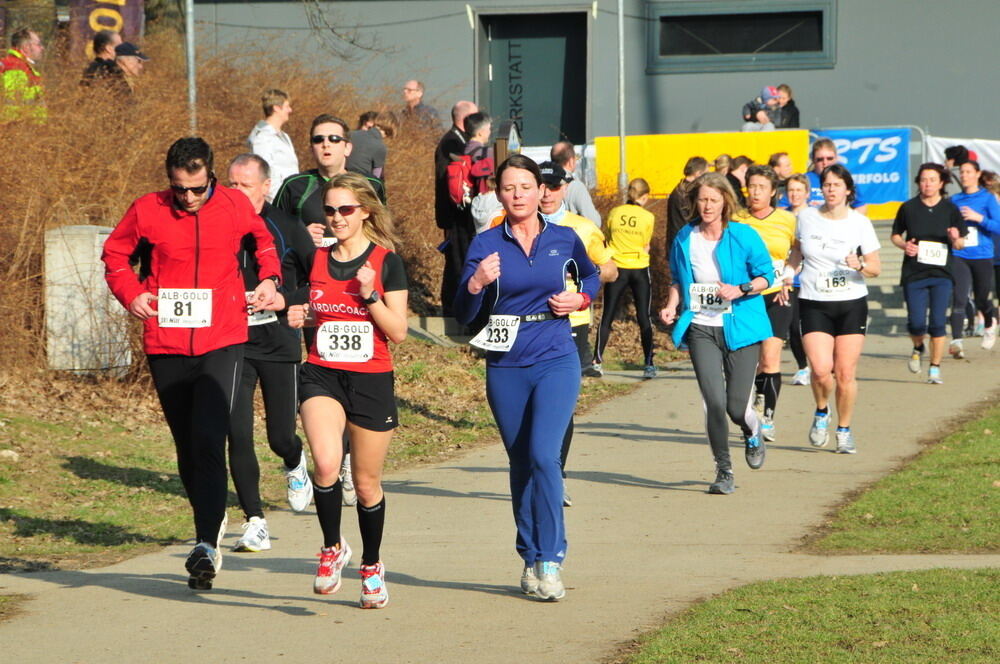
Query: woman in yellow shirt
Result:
<box><xmin>733</xmin><ymin>165</ymin><xmax>797</xmax><ymax>442</ymax></box>
<box><xmin>589</xmin><ymin>178</ymin><xmax>658</xmax><ymax>379</ymax></box>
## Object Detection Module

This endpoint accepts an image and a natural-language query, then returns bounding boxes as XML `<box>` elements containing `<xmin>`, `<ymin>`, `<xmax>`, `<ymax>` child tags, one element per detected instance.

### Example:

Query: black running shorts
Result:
<box><xmin>799</xmin><ymin>297</ymin><xmax>869</xmax><ymax>337</ymax></box>
<box><xmin>299</xmin><ymin>362</ymin><xmax>398</xmax><ymax>431</ymax></box>
<box><xmin>764</xmin><ymin>291</ymin><xmax>795</xmax><ymax>341</ymax></box>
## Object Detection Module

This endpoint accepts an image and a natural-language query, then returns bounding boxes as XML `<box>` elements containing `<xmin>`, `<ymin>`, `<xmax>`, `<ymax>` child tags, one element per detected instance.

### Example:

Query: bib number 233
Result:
<box><xmin>470</xmin><ymin>315</ymin><xmax>521</xmax><ymax>352</ymax></box>
<box><xmin>317</xmin><ymin>321</ymin><xmax>374</xmax><ymax>362</ymax></box>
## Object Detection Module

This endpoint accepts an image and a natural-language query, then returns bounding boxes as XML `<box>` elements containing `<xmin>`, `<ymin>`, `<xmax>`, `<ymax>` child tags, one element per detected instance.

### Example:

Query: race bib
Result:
<box><xmin>316</xmin><ymin>321</ymin><xmax>374</xmax><ymax>362</ymax></box>
<box><xmin>469</xmin><ymin>315</ymin><xmax>521</xmax><ymax>352</ymax></box>
<box><xmin>966</xmin><ymin>226</ymin><xmax>979</xmax><ymax>248</ymax></box>
<box><xmin>689</xmin><ymin>283</ymin><xmax>732</xmax><ymax>314</ymax></box>
<box><xmin>816</xmin><ymin>269</ymin><xmax>853</xmax><ymax>294</ymax></box>
<box><xmin>245</xmin><ymin>291</ymin><xmax>277</xmax><ymax>327</ymax></box>
<box><xmin>917</xmin><ymin>241</ymin><xmax>948</xmax><ymax>266</ymax></box>
<box><xmin>158</xmin><ymin>288</ymin><xmax>212</xmax><ymax>328</ymax></box>
<box><xmin>320</xmin><ymin>237</ymin><xmax>337</xmax><ymax>248</ymax></box>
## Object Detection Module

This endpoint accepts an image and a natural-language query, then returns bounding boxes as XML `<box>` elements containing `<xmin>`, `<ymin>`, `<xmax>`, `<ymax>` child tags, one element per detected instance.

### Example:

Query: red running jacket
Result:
<box><xmin>103</xmin><ymin>186</ymin><xmax>281</xmax><ymax>356</ymax></box>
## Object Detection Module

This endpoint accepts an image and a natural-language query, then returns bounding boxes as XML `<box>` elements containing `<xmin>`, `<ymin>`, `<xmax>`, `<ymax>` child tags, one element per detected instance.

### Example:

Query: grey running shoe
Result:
<box><xmin>520</xmin><ymin>564</ymin><xmax>539</xmax><ymax>595</ymax></box>
<box><xmin>340</xmin><ymin>453</ymin><xmax>357</xmax><ymax>507</ymax></box>
<box><xmin>809</xmin><ymin>411</ymin><xmax>830</xmax><ymax>447</ymax></box>
<box><xmin>927</xmin><ymin>365</ymin><xmax>943</xmax><ymax>384</ymax></box>
<box><xmin>708</xmin><ymin>469</ymin><xmax>735</xmax><ymax>495</ymax></box>
<box><xmin>534</xmin><ymin>561</ymin><xmax>565</xmax><ymax>601</ymax></box>
<box><xmin>744</xmin><ymin>435</ymin><xmax>766</xmax><ymax>470</ymax></box>
<box><xmin>761</xmin><ymin>415</ymin><xmax>776</xmax><ymax>442</ymax></box>
<box><xmin>186</xmin><ymin>542</ymin><xmax>222</xmax><ymax>590</ymax></box>
<box><xmin>642</xmin><ymin>365</ymin><xmax>657</xmax><ymax>380</ymax></box>
<box><xmin>907</xmin><ymin>347</ymin><xmax>922</xmax><ymax>374</ymax></box>
<box><xmin>583</xmin><ymin>363</ymin><xmax>603</xmax><ymax>378</ymax></box>
<box><xmin>285</xmin><ymin>451</ymin><xmax>313</xmax><ymax>512</ymax></box>
<box><xmin>233</xmin><ymin>516</ymin><xmax>270</xmax><ymax>552</ymax></box>
<box><xmin>835</xmin><ymin>429</ymin><xmax>857</xmax><ymax>454</ymax></box>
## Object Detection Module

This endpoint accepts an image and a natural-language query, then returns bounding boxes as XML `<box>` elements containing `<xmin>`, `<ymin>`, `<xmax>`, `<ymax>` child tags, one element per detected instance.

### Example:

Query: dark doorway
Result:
<box><xmin>482</xmin><ymin>13</ymin><xmax>587</xmax><ymax>145</ymax></box>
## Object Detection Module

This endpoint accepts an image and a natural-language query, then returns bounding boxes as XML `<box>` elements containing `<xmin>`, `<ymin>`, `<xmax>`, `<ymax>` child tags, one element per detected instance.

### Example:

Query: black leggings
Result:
<box><xmin>228</xmin><ymin>358</ymin><xmax>304</xmax><ymax>519</ymax></box>
<box><xmin>594</xmin><ymin>267</ymin><xmax>654</xmax><ymax>365</ymax></box>
<box><xmin>148</xmin><ymin>345</ymin><xmax>243</xmax><ymax>544</ymax></box>
<box><xmin>950</xmin><ymin>257</ymin><xmax>996</xmax><ymax>339</ymax></box>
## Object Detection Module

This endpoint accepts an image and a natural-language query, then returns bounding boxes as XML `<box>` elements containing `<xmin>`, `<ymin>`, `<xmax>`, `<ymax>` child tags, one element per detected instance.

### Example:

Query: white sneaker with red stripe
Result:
<box><xmin>313</xmin><ymin>540</ymin><xmax>352</xmax><ymax>594</ymax></box>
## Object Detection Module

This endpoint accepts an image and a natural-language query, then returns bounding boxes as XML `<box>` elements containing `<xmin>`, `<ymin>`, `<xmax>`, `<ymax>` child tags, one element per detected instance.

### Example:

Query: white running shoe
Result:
<box><xmin>520</xmin><ymin>564</ymin><xmax>539</xmax><ymax>595</ymax></box>
<box><xmin>927</xmin><ymin>365</ymin><xmax>943</xmax><ymax>384</ymax></box>
<box><xmin>949</xmin><ymin>339</ymin><xmax>965</xmax><ymax>359</ymax></box>
<box><xmin>809</xmin><ymin>411</ymin><xmax>830</xmax><ymax>447</ymax></box>
<box><xmin>792</xmin><ymin>368</ymin><xmax>811</xmax><ymax>386</ymax></box>
<box><xmin>233</xmin><ymin>516</ymin><xmax>271</xmax><ymax>552</ymax></box>
<box><xmin>753</xmin><ymin>392</ymin><xmax>765</xmax><ymax>414</ymax></box>
<box><xmin>285</xmin><ymin>451</ymin><xmax>313</xmax><ymax>512</ymax></box>
<box><xmin>534</xmin><ymin>561</ymin><xmax>565</xmax><ymax>601</ymax></box>
<box><xmin>761</xmin><ymin>415</ymin><xmax>776</xmax><ymax>442</ymax></box>
<box><xmin>359</xmin><ymin>561</ymin><xmax>389</xmax><ymax>609</ymax></box>
<box><xmin>982</xmin><ymin>325</ymin><xmax>997</xmax><ymax>350</ymax></box>
<box><xmin>835</xmin><ymin>429</ymin><xmax>857</xmax><ymax>454</ymax></box>
<box><xmin>314</xmin><ymin>540</ymin><xmax>352</xmax><ymax>594</ymax></box>
<box><xmin>340</xmin><ymin>453</ymin><xmax>357</xmax><ymax>506</ymax></box>
<box><xmin>907</xmin><ymin>347</ymin><xmax>922</xmax><ymax>373</ymax></box>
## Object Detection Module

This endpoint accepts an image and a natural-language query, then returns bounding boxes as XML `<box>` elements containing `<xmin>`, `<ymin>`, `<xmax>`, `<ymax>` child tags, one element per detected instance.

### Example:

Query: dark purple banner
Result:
<box><xmin>69</xmin><ymin>1</ymin><xmax>145</xmax><ymax>60</ymax></box>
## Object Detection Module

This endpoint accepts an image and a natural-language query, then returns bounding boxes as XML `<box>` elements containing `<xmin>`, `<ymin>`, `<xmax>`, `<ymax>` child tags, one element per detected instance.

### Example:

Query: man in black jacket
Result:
<box><xmin>435</xmin><ymin>100</ymin><xmax>478</xmax><ymax>316</ymax></box>
<box><xmin>666</xmin><ymin>156</ymin><xmax>708</xmax><ymax>256</ymax></box>
<box><xmin>80</xmin><ymin>29</ymin><xmax>121</xmax><ymax>84</ymax></box>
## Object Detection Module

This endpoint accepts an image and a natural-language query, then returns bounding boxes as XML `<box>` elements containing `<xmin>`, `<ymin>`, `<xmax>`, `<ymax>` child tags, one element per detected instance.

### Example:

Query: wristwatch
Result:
<box><xmin>739</xmin><ymin>282</ymin><xmax>754</xmax><ymax>295</ymax></box>
<box><xmin>362</xmin><ymin>290</ymin><xmax>381</xmax><ymax>305</ymax></box>
<box><xmin>265</xmin><ymin>275</ymin><xmax>280</xmax><ymax>285</ymax></box>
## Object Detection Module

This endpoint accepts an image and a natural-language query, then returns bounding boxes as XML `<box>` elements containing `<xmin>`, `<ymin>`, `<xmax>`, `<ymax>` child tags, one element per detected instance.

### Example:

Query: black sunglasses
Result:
<box><xmin>324</xmin><ymin>204</ymin><xmax>363</xmax><ymax>217</ymax></box>
<box><xmin>311</xmin><ymin>134</ymin><xmax>348</xmax><ymax>145</ymax></box>
<box><xmin>170</xmin><ymin>180</ymin><xmax>212</xmax><ymax>195</ymax></box>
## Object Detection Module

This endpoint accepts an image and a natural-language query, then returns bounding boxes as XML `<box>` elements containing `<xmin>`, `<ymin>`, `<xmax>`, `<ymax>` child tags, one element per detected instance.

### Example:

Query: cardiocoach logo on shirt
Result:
<box><xmin>310</xmin><ymin>289</ymin><xmax>324</xmax><ymax>301</ymax></box>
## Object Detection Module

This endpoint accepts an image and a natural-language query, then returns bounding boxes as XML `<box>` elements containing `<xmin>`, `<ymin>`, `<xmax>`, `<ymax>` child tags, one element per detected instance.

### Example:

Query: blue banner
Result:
<box><xmin>811</xmin><ymin>127</ymin><xmax>911</xmax><ymax>205</ymax></box>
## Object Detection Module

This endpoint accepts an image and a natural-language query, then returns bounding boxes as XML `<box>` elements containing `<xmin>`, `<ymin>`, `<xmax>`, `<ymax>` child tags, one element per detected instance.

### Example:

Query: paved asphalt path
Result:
<box><xmin>2</xmin><ymin>334</ymin><xmax>998</xmax><ymax>663</ymax></box>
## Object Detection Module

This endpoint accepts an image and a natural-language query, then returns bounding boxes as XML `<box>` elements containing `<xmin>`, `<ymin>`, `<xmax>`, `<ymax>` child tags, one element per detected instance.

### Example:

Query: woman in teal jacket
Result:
<box><xmin>660</xmin><ymin>172</ymin><xmax>774</xmax><ymax>495</ymax></box>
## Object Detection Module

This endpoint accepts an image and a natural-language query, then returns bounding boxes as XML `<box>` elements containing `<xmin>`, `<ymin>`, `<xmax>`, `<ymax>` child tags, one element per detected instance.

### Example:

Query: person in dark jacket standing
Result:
<box><xmin>436</xmin><ymin>100</ymin><xmax>478</xmax><ymax>315</ymax></box>
<box><xmin>666</xmin><ymin>156</ymin><xmax>708</xmax><ymax>253</ymax></box>
<box><xmin>225</xmin><ymin>154</ymin><xmax>317</xmax><ymax>553</ymax></box>
<box><xmin>80</xmin><ymin>29</ymin><xmax>121</xmax><ymax>84</ymax></box>
<box><xmin>776</xmin><ymin>84</ymin><xmax>800</xmax><ymax>129</ymax></box>
<box><xmin>103</xmin><ymin>138</ymin><xmax>282</xmax><ymax>590</ymax></box>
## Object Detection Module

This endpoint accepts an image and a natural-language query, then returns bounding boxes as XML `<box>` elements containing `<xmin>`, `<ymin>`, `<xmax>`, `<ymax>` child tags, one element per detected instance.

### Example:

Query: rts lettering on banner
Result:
<box><xmin>812</xmin><ymin>127</ymin><xmax>911</xmax><ymax>205</ymax></box>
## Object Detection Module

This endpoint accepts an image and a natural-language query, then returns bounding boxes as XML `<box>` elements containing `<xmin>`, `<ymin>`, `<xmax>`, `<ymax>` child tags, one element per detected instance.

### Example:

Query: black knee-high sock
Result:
<box><xmin>314</xmin><ymin>480</ymin><xmax>343</xmax><ymax>548</ymax></box>
<box><xmin>761</xmin><ymin>372</ymin><xmax>782</xmax><ymax>418</ymax></box>
<box><xmin>754</xmin><ymin>373</ymin><xmax>766</xmax><ymax>399</ymax></box>
<box><xmin>357</xmin><ymin>497</ymin><xmax>386</xmax><ymax>566</ymax></box>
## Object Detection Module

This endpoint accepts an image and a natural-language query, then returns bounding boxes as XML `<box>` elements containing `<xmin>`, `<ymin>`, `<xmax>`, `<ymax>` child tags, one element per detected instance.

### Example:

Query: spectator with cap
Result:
<box><xmin>81</xmin><ymin>29</ymin><xmax>122</xmax><ymax>84</ymax></box>
<box><xmin>550</xmin><ymin>141</ymin><xmax>601</xmax><ymax>226</ymax></box>
<box><xmin>247</xmin><ymin>89</ymin><xmax>299</xmax><ymax>202</ymax></box>
<box><xmin>1</xmin><ymin>27</ymin><xmax>46</xmax><ymax>122</ymax></box>
<box><xmin>741</xmin><ymin>86</ymin><xmax>780</xmax><ymax>131</ymax></box>
<box><xmin>114</xmin><ymin>42</ymin><xmax>149</xmax><ymax>92</ymax></box>
<box><xmin>401</xmin><ymin>79</ymin><xmax>439</xmax><ymax>128</ymax></box>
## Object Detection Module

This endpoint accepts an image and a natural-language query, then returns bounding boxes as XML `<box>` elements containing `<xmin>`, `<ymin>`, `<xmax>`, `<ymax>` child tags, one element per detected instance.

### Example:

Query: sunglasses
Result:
<box><xmin>814</xmin><ymin>156</ymin><xmax>837</xmax><ymax>163</ymax></box>
<box><xmin>311</xmin><ymin>134</ymin><xmax>348</xmax><ymax>145</ymax></box>
<box><xmin>324</xmin><ymin>204</ymin><xmax>363</xmax><ymax>217</ymax></box>
<box><xmin>170</xmin><ymin>182</ymin><xmax>211</xmax><ymax>195</ymax></box>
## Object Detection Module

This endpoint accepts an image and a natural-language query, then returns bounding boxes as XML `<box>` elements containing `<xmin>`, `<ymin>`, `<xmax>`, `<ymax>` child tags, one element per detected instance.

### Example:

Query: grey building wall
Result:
<box><xmin>196</xmin><ymin>0</ymin><xmax>1000</xmax><ymax>140</ymax></box>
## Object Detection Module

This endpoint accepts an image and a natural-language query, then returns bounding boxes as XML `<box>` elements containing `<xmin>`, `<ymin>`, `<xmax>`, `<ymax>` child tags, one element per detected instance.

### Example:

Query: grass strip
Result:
<box><xmin>808</xmin><ymin>405</ymin><xmax>1000</xmax><ymax>554</ymax></box>
<box><xmin>625</xmin><ymin>568</ymin><xmax>999</xmax><ymax>664</ymax></box>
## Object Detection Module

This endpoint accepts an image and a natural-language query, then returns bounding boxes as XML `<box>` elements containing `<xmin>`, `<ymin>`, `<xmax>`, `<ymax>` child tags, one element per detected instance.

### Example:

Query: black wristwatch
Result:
<box><xmin>362</xmin><ymin>290</ymin><xmax>381</xmax><ymax>305</ymax></box>
<box><xmin>739</xmin><ymin>282</ymin><xmax>754</xmax><ymax>295</ymax></box>
<box><xmin>265</xmin><ymin>275</ymin><xmax>280</xmax><ymax>286</ymax></box>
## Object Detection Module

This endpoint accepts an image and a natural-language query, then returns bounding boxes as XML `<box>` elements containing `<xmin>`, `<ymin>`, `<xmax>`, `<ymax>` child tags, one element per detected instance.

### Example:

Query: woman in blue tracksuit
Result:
<box><xmin>659</xmin><ymin>172</ymin><xmax>774</xmax><ymax>495</ymax></box>
<box><xmin>950</xmin><ymin>160</ymin><xmax>1000</xmax><ymax>355</ymax></box>
<box><xmin>454</xmin><ymin>154</ymin><xmax>599</xmax><ymax>602</ymax></box>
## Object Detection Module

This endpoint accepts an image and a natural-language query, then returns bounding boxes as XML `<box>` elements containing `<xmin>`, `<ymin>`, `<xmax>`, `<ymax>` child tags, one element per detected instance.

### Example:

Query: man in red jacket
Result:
<box><xmin>103</xmin><ymin>137</ymin><xmax>282</xmax><ymax>590</ymax></box>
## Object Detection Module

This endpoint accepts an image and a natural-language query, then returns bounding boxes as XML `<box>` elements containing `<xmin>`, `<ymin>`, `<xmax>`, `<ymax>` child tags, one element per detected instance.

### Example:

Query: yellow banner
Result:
<box><xmin>596</xmin><ymin>131</ymin><xmax>811</xmax><ymax>199</ymax></box>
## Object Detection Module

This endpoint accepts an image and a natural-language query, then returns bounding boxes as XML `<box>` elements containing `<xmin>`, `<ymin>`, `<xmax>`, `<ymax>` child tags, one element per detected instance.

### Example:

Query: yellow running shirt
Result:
<box><xmin>605</xmin><ymin>204</ymin><xmax>655</xmax><ymax>269</ymax></box>
<box><xmin>734</xmin><ymin>208</ymin><xmax>797</xmax><ymax>295</ymax></box>
<box><xmin>489</xmin><ymin>211</ymin><xmax>612</xmax><ymax>326</ymax></box>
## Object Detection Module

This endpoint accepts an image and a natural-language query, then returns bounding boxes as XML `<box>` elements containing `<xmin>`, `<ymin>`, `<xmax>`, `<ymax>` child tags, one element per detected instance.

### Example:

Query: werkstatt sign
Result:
<box><xmin>69</xmin><ymin>1</ymin><xmax>145</xmax><ymax>60</ymax></box>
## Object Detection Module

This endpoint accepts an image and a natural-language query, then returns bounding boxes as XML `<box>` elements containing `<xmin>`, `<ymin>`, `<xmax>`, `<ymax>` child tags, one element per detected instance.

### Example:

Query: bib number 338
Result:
<box><xmin>469</xmin><ymin>315</ymin><xmax>521</xmax><ymax>352</ymax></box>
<box><xmin>317</xmin><ymin>321</ymin><xmax>374</xmax><ymax>362</ymax></box>
<box><xmin>688</xmin><ymin>283</ymin><xmax>732</xmax><ymax>314</ymax></box>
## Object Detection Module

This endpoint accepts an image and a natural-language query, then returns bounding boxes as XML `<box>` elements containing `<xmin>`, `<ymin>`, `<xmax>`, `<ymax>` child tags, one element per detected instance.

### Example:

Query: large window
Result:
<box><xmin>647</xmin><ymin>1</ymin><xmax>837</xmax><ymax>74</ymax></box>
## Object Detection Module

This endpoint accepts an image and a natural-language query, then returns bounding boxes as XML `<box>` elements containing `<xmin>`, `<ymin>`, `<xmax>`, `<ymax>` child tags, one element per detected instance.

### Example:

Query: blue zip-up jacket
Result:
<box><xmin>951</xmin><ymin>188</ymin><xmax>1000</xmax><ymax>261</ymax></box>
<box><xmin>670</xmin><ymin>221</ymin><xmax>775</xmax><ymax>351</ymax></box>
<box><xmin>454</xmin><ymin>216</ymin><xmax>599</xmax><ymax>367</ymax></box>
